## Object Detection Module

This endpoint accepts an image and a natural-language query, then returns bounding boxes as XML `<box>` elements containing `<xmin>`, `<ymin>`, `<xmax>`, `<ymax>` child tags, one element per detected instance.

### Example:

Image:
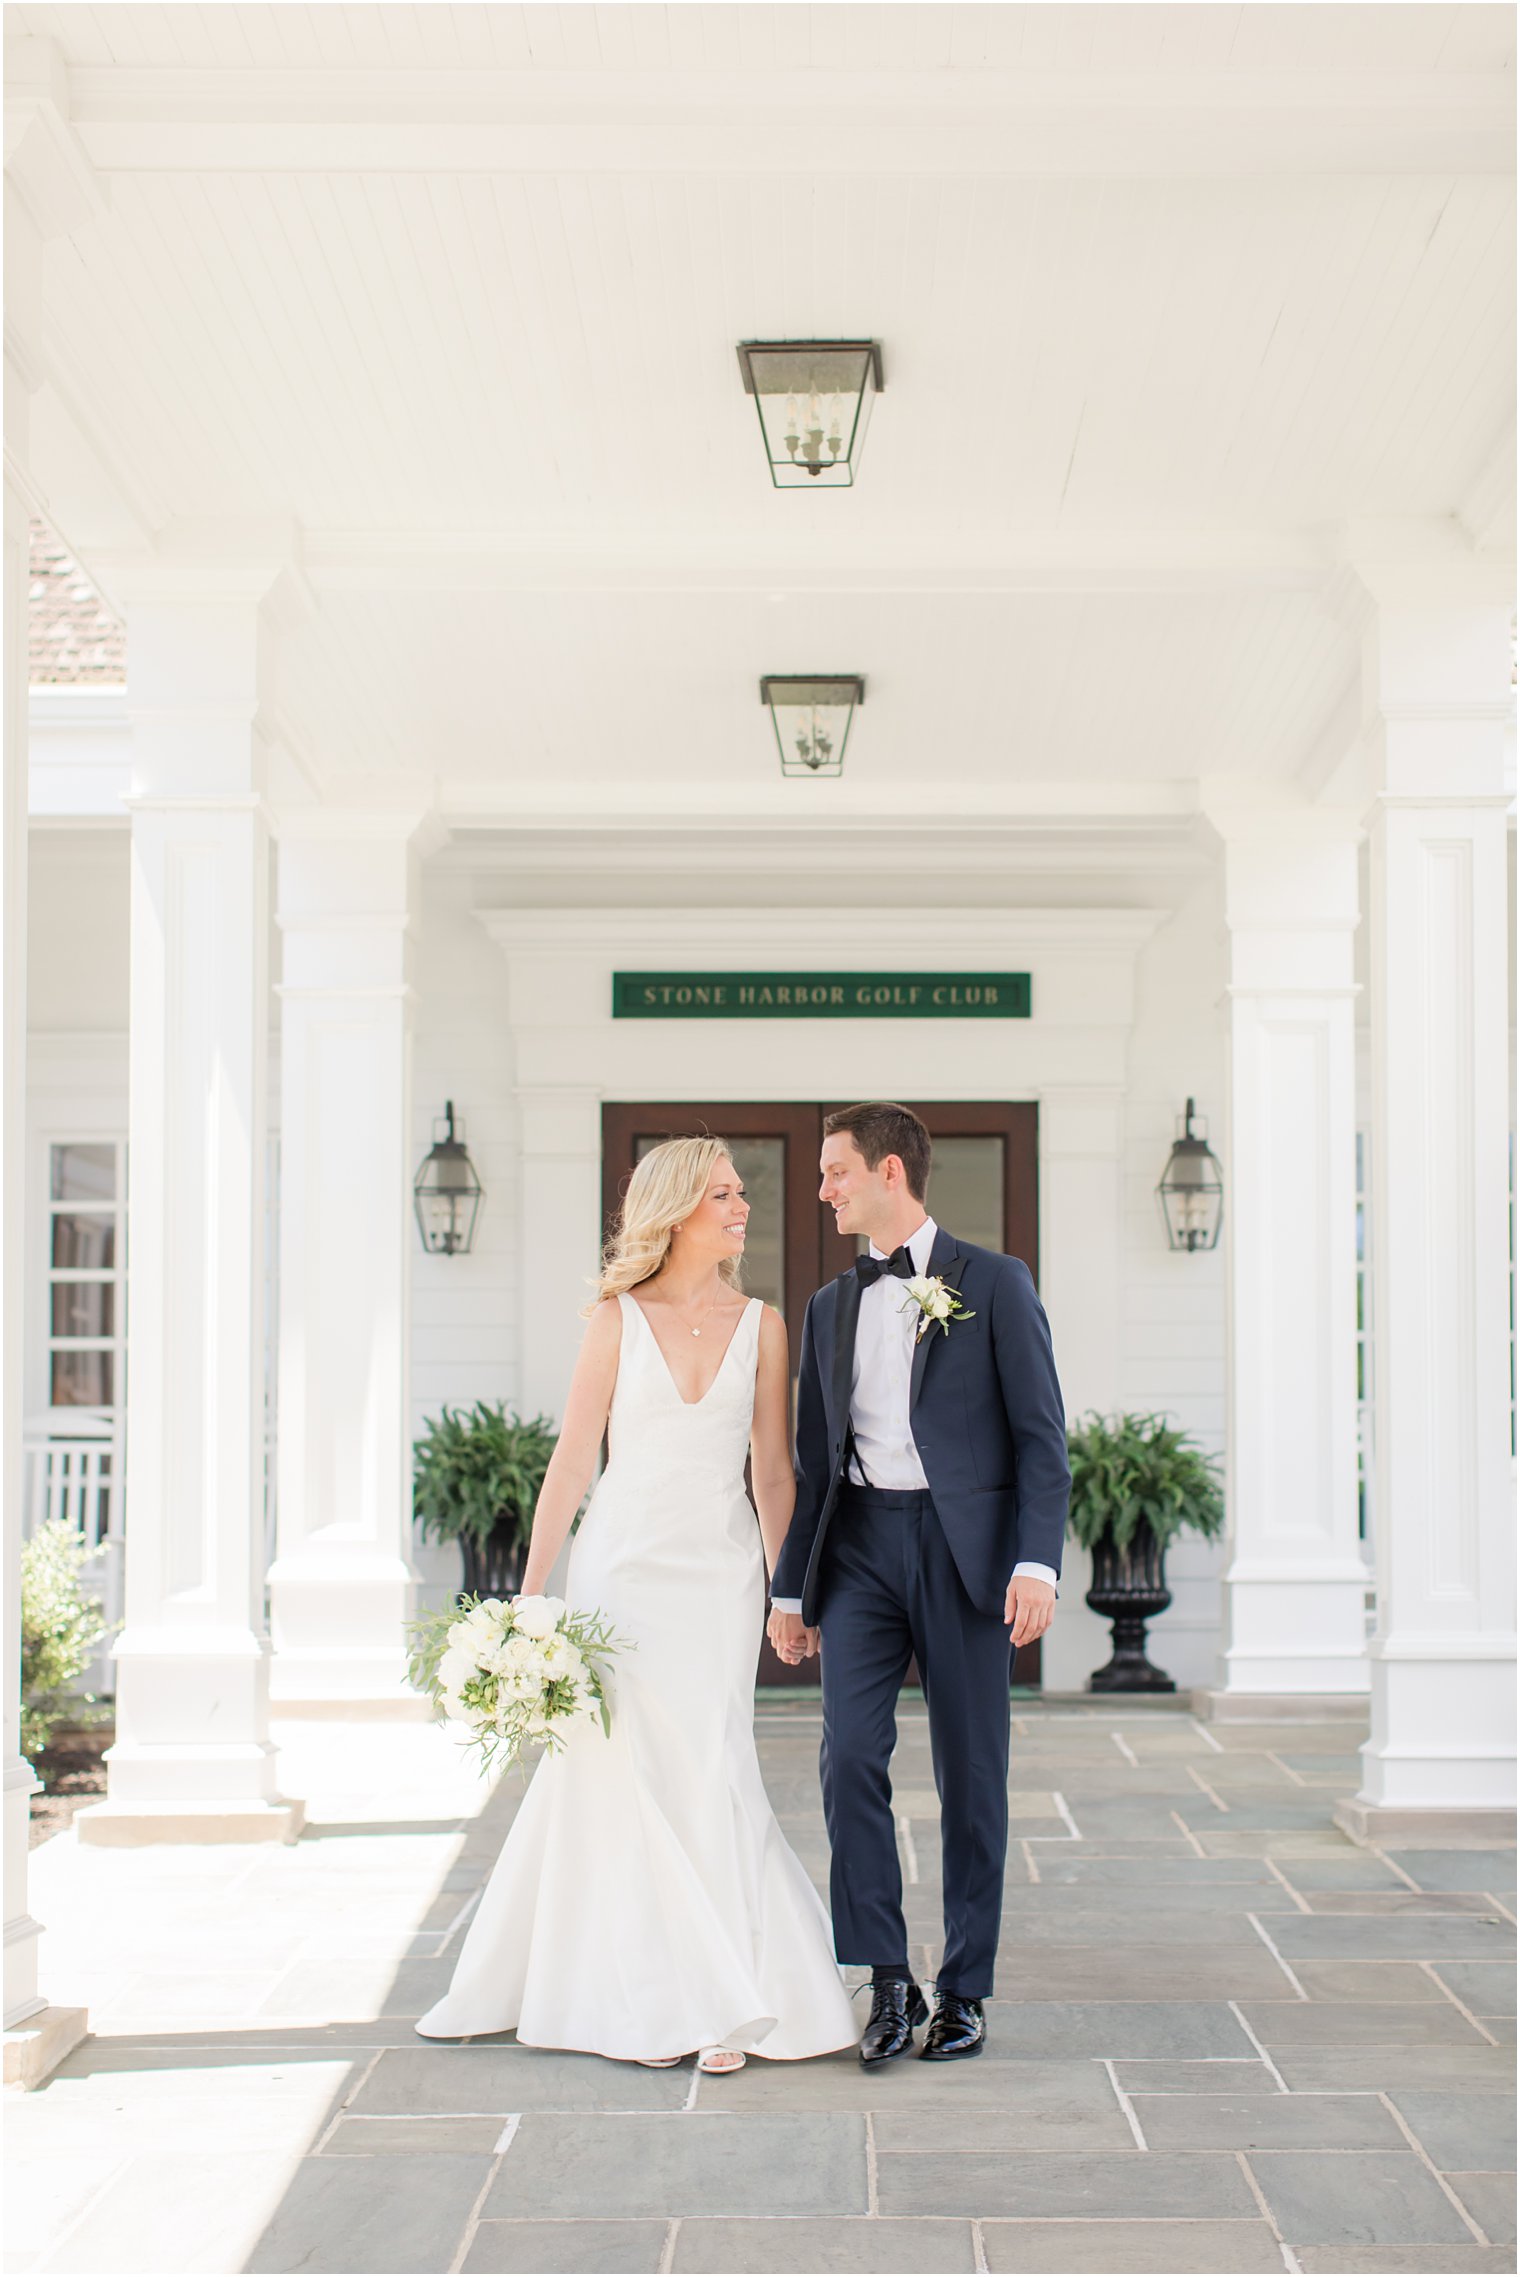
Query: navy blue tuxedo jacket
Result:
<box><xmin>771</xmin><ymin>1227</ymin><xmax>1071</xmax><ymax>1625</ymax></box>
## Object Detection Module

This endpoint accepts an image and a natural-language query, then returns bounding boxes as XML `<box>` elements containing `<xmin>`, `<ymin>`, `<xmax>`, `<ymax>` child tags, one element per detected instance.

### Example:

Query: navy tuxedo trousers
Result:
<box><xmin>818</xmin><ymin>1483</ymin><xmax>1013</xmax><ymax>1998</ymax></box>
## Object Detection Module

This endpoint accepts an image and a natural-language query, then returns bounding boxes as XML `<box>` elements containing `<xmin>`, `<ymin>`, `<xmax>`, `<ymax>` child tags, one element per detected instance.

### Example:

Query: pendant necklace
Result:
<box><xmin>680</xmin><ymin>1292</ymin><xmax>720</xmax><ymax>1338</ymax></box>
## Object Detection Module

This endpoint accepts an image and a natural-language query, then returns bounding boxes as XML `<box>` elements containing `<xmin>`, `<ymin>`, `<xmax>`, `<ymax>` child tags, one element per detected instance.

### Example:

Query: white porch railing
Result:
<box><xmin>21</xmin><ymin>1412</ymin><xmax>124</xmax><ymax>1700</ymax></box>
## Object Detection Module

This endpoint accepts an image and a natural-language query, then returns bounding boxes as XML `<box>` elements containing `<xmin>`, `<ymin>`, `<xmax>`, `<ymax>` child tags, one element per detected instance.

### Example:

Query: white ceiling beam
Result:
<box><xmin>66</xmin><ymin>67</ymin><xmax>1514</xmax><ymax>177</ymax></box>
<box><xmin>436</xmin><ymin>778</ymin><xmax>1204</xmax><ymax>830</ymax></box>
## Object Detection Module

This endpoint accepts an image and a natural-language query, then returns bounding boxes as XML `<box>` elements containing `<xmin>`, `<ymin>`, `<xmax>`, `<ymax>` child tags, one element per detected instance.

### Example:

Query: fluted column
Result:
<box><xmin>1340</xmin><ymin>596</ymin><xmax>1515</xmax><ymax>1833</ymax></box>
<box><xmin>77</xmin><ymin>588</ymin><xmax>300</xmax><ymax>1842</ymax></box>
<box><xmin>3</xmin><ymin>328</ymin><xmax>46</xmax><ymax>2041</ymax></box>
<box><xmin>1207</xmin><ymin>805</ymin><xmax>1370</xmax><ymax>1710</ymax></box>
<box><xmin>4</xmin><ymin>133</ymin><xmax>90</xmax><ymax>2071</ymax></box>
<box><xmin>267</xmin><ymin>814</ymin><xmax>424</xmax><ymax>1709</ymax></box>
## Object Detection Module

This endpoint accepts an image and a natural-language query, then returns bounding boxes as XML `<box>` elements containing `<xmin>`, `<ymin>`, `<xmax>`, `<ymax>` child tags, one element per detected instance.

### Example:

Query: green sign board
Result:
<box><xmin>612</xmin><ymin>972</ymin><xmax>1031</xmax><ymax>1020</ymax></box>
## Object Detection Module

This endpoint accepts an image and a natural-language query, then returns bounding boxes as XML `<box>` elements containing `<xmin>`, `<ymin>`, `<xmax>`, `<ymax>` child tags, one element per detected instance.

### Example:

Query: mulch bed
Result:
<box><xmin>28</xmin><ymin>1725</ymin><xmax>112</xmax><ymax>1848</ymax></box>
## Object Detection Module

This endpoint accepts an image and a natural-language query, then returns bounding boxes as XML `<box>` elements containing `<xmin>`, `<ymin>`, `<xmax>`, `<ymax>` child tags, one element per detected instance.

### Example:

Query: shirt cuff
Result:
<box><xmin>1012</xmin><ymin>1562</ymin><xmax>1058</xmax><ymax>1593</ymax></box>
<box><xmin>768</xmin><ymin>1597</ymin><xmax>805</xmax><ymax>1615</ymax></box>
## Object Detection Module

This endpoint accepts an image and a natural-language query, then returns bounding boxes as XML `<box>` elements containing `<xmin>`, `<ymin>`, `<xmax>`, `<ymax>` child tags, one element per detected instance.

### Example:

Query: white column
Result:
<box><xmin>2</xmin><ymin>294</ymin><xmax>46</xmax><ymax>2046</ymax></box>
<box><xmin>517</xmin><ymin>1089</ymin><xmax>603</xmax><ymax>1425</ymax></box>
<box><xmin>267</xmin><ymin>816</ymin><xmax>423</xmax><ymax>1709</ymax></box>
<box><xmin>1208</xmin><ymin>807</ymin><xmax>1371</xmax><ymax>1708</ymax></box>
<box><xmin>1038</xmin><ymin>1091</ymin><xmax>1126</xmax><ymax>1694</ymax></box>
<box><xmin>3</xmin><ymin>153</ymin><xmax>88</xmax><ymax>2074</ymax></box>
<box><xmin>1342</xmin><ymin>598</ymin><xmax>1515</xmax><ymax>1832</ymax></box>
<box><xmin>77</xmin><ymin>591</ymin><xmax>300</xmax><ymax>1842</ymax></box>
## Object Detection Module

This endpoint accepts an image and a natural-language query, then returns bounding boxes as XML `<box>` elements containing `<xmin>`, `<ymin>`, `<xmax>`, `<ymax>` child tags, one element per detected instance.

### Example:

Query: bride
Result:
<box><xmin>416</xmin><ymin>1136</ymin><xmax>856</xmax><ymax>2073</ymax></box>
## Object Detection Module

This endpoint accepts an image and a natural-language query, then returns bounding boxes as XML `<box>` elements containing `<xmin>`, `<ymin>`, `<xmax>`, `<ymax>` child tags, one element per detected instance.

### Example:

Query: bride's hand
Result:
<box><xmin>767</xmin><ymin>1607</ymin><xmax>818</xmax><ymax>1665</ymax></box>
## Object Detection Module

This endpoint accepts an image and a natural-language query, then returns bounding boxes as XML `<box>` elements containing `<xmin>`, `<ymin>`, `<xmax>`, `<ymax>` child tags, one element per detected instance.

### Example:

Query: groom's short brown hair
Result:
<box><xmin>823</xmin><ymin>1102</ymin><xmax>932</xmax><ymax>1202</ymax></box>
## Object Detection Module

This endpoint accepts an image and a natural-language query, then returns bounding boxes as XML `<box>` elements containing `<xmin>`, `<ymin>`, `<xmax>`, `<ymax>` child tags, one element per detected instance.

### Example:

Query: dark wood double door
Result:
<box><xmin>601</xmin><ymin>1102</ymin><xmax>1041</xmax><ymax>1687</ymax></box>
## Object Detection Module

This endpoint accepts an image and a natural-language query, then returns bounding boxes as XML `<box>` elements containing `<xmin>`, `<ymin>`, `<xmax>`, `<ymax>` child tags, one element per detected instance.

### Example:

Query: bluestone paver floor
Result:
<box><xmin>8</xmin><ymin>1702</ymin><xmax>1515</xmax><ymax>2275</ymax></box>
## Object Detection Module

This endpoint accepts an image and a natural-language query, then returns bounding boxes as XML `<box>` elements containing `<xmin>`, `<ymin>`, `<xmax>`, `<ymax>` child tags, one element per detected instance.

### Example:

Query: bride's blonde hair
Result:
<box><xmin>588</xmin><ymin>1135</ymin><xmax>745</xmax><ymax>1312</ymax></box>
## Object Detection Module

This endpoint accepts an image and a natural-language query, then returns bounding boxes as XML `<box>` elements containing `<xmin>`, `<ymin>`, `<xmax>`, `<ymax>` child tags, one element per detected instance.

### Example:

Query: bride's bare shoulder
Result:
<box><xmin>582</xmin><ymin>1295</ymin><xmax>624</xmax><ymax>1345</ymax></box>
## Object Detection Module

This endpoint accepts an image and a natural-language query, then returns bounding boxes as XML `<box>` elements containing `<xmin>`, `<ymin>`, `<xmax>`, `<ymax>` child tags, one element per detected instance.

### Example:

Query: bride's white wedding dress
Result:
<box><xmin>415</xmin><ymin>1292</ymin><xmax>857</xmax><ymax>2062</ymax></box>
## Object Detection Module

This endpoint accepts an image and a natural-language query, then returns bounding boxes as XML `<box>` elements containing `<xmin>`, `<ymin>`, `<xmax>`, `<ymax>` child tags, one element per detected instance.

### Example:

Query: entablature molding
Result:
<box><xmin>58</xmin><ymin>63</ymin><xmax>1516</xmax><ymax>180</ymax></box>
<box><xmin>4</xmin><ymin>38</ymin><xmax>107</xmax><ymax>242</ymax></box>
<box><xmin>477</xmin><ymin>905</ymin><xmax>1163</xmax><ymax>960</ymax></box>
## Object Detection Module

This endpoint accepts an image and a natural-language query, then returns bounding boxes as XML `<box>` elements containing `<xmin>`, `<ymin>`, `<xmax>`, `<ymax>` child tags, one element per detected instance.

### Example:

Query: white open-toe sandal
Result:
<box><xmin>696</xmin><ymin>2047</ymin><xmax>746</xmax><ymax>2074</ymax></box>
<box><xmin>633</xmin><ymin>2056</ymin><xmax>682</xmax><ymax>2067</ymax></box>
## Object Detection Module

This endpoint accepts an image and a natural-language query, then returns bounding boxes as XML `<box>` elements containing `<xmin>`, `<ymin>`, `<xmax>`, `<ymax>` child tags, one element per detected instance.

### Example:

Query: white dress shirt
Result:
<box><xmin>771</xmin><ymin>1216</ymin><xmax>1058</xmax><ymax>1611</ymax></box>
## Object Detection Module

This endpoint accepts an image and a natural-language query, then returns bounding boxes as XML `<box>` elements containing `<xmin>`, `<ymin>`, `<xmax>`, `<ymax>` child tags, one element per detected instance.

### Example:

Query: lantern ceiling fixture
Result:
<box><xmin>736</xmin><ymin>341</ymin><xmax>883</xmax><ymax>487</ymax></box>
<box><xmin>1156</xmin><ymin>1098</ymin><xmax>1224</xmax><ymax>1253</ymax></box>
<box><xmin>413</xmin><ymin>1100</ymin><xmax>484</xmax><ymax>1256</ymax></box>
<box><xmin>761</xmin><ymin>676</ymin><xmax>864</xmax><ymax>778</ymax></box>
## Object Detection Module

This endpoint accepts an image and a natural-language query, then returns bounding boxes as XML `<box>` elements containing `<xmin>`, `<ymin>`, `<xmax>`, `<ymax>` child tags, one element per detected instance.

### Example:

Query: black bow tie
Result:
<box><xmin>855</xmin><ymin>1246</ymin><xmax>915</xmax><ymax>1287</ymax></box>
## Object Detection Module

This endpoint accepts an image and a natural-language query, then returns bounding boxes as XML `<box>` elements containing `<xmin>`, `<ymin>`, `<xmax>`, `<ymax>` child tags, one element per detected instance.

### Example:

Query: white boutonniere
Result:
<box><xmin>899</xmin><ymin>1274</ymin><xmax>976</xmax><ymax>1343</ymax></box>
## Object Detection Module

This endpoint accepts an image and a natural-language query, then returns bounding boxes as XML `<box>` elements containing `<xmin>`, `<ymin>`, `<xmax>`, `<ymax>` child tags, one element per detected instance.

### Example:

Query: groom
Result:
<box><xmin>768</xmin><ymin>1102</ymin><xmax>1069</xmax><ymax>2064</ymax></box>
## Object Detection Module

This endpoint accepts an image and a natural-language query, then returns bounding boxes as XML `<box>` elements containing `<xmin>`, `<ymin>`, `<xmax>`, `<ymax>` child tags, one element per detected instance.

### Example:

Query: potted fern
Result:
<box><xmin>1066</xmin><ymin>1412</ymin><xmax>1225</xmax><ymax>1693</ymax></box>
<box><xmin>413</xmin><ymin>1404</ymin><xmax>558</xmax><ymax>1600</ymax></box>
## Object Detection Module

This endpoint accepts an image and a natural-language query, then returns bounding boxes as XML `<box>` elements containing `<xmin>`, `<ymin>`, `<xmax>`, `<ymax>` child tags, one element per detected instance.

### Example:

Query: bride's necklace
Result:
<box><xmin>672</xmin><ymin>1290</ymin><xmax>720</xmax><ymax>1338</ymax></box>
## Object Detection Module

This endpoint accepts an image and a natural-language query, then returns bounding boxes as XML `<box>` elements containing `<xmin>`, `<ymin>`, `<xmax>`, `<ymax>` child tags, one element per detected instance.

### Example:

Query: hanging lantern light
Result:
<box><xmin>1157</xmin><ymin>1098</ymin><xmax>1224</xmax><ymax>1253</ymax></box>
<box><xmin>760</xmin><ymin>675</ymin><xmax>863</xmax><ymax>777</ymax></box>
<box><xmin>413</xmin><ymin>1100</ymin><xmax>484</xmax><ymax>1256</ymax></box>
<box><xmin>736</xmin><ymin>341</ymin><xmax>883</xmax><ymax>487</ymax></box>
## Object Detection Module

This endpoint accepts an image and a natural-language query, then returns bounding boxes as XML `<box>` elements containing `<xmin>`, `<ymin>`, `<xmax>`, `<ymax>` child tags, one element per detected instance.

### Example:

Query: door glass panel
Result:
<box><xmin>52</xmin><ymin>1213</ymin><xmax>115</xmax><ymax>1270</ymax></box>
<box><xmin>50</xmin><ymin>1144</ymin><xmax>116</xmax><ymax>1202</ymax></box>
<box><xmin>51</xmin><ymin>1349</ymin><xmax>113</xmax><ymax>1406</ymax></box>
<box><xmin>927</xmin><ymin>1136</ymin><xmax>1005</xmax><ymax>1252</ymax></box>
<box><xmin>51</xmin><ymin>1281</ymin><xmax>115</xmax><ymax>1338</ymax></box>
<box><xmin>633</xmin><ymin>1135</ymin><xmax>787</xmax><ymax>1315</ymax></box>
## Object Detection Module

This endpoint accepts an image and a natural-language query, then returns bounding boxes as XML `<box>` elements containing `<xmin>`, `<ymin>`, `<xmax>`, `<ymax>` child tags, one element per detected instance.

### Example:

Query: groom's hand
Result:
<box><xmin>767</xmin><ymin>1608</ymin><xmax>820</xmax><ymax>1665</ymax></box>
<box><xmin>1004</xmin><ymin>1573</ymin><xmax>1056</xmax><ymax>1648</ymax></box>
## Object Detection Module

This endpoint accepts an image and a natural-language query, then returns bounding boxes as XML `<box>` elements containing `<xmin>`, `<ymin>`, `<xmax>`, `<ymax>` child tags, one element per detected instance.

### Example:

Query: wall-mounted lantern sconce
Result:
<box><xmin>413</xmin><ymin>1100</ymin><xmax>484</xmax><ymax>1255</ymax></box>
<box><xmin>761</xmin><ymin>675</ymin><xmax>864</xmax><ymax>776</ymax></box>
<box><xmin>736</xmin><ymin>341</ymin><xmax>883</xmax><ymax>487</ymax></box>
<box><xmin>1157</xmin><ymin>1098</ymin><xmax>1223</xmax><ymax>1252</ymax></box>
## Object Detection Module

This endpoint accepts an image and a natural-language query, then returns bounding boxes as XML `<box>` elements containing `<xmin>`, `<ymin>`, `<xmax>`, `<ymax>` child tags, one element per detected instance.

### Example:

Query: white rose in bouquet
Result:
<box><xmin>480</xmin><ymin>1632</ymin><xmax>530</xmax><ymax>1676</ymax></box>
<box><xmin>511</xmin><ymin>1594</ymin><xmax>565</xmax><ymax>1640</ymax></box>
<box><xmin>438</xmin><ymin>1640</ymin><xmax>478</xmax><ymax>1703</ymax></box>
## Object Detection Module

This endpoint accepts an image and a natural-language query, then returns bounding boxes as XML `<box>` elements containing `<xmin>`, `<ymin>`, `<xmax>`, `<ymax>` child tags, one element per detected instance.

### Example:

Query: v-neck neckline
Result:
<box><xmin>627</xmin><ymin>1293</ymin><xmax>755</xmax><ymax>1408</ymax></box>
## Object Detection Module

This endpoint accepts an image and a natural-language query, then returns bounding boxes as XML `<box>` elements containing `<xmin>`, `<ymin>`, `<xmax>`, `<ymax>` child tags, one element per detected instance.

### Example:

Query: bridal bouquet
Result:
<box><xmin>406</xmin><ymin>1593</ymin><xmax>623</xmax><ymax>1775</ymax></box>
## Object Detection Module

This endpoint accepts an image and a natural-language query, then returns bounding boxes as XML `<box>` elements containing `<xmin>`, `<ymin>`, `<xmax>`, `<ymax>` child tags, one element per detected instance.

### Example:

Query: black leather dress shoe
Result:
<box><xmin>858</xmin><ymin>1979</ymin><xmax>929</xmax><ymax>2065</ymax></box>
<box><xmin>920</xmin><ymin>1993</ymin><xmax>986</xmax><ymax>2060</ymax></box>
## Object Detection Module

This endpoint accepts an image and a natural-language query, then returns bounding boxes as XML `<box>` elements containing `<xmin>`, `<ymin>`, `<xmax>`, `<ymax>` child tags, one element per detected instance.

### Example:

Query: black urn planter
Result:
<box><xmin>1085</xmin><ymin>1520</ymin><xmax>1177</xmax><ymax>1693</ymax></box>
<box><xmin>457</xmin><ymin>1519</ymin><xmax>526</xmax><ymax>1602</ymax></box>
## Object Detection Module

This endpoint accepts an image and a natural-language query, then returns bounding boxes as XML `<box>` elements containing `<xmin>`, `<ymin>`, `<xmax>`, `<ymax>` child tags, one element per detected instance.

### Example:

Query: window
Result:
<box><xmin>47</xmin><ymin>1141</ymin><xmax>126</xmax><ymax>1414</ymax></box>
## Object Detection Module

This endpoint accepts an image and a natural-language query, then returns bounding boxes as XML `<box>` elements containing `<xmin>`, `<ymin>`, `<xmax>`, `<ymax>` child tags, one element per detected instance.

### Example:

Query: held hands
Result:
<box><xmin>1004</xmin><ymin>1572</ymin><xmax>1056</xmax><ymax>1649</ymax></box>
<box><xmin>766</xmin><ymin>1607</ymin><xmax>820</xmax><ymax>1666</ymax></box>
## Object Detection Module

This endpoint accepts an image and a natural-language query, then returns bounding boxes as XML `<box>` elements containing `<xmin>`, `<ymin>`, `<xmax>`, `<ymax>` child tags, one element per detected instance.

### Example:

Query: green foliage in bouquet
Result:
<box><xmin>406</xmin><ymin>1593</ymin><xmax>625</xmax><ymax>1777</ymax></box>
<box><xmin>21</xmin><ymin>1520</ymin><xmax>117</xmax><ymax>1760</ymax></box>
<box><xmin>412</xmin><ymin>1404</ymin><xmax>558</xmax><ymax>1549</ymax></box>
<box><xmin>1065</xmin><ymin>1411</ymin><xmax>1225</xmax><ymax>1556</ymax></box>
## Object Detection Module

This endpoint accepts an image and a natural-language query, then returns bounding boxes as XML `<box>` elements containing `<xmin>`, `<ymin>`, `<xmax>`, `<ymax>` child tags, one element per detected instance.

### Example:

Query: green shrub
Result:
<box><xmin>1066</xmin><ymin>1411</ymin><xmax>1225</xmax><ymax>1555</ymax></box>
<box><xmin>413</xmin><ymin>1404</ymin><xmax>558</xmax><ymax>1548</ymax></box>
<box><xmin>21</xmin><ymin>1522</ymin><xmax>114</xmax><ymax>1760</ymax></box>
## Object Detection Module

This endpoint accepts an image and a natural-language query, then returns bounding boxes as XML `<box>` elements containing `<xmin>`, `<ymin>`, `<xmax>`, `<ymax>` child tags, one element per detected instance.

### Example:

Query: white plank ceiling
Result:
<box><xmin>13</xmin><ymin>6</ymin><xmax>1516</xmax><ymax>75</ymax></box>
<box><xmin>12</xmin><ymin>3</ymin><xmax>1515</xmax><ymax>811</ymax></box>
